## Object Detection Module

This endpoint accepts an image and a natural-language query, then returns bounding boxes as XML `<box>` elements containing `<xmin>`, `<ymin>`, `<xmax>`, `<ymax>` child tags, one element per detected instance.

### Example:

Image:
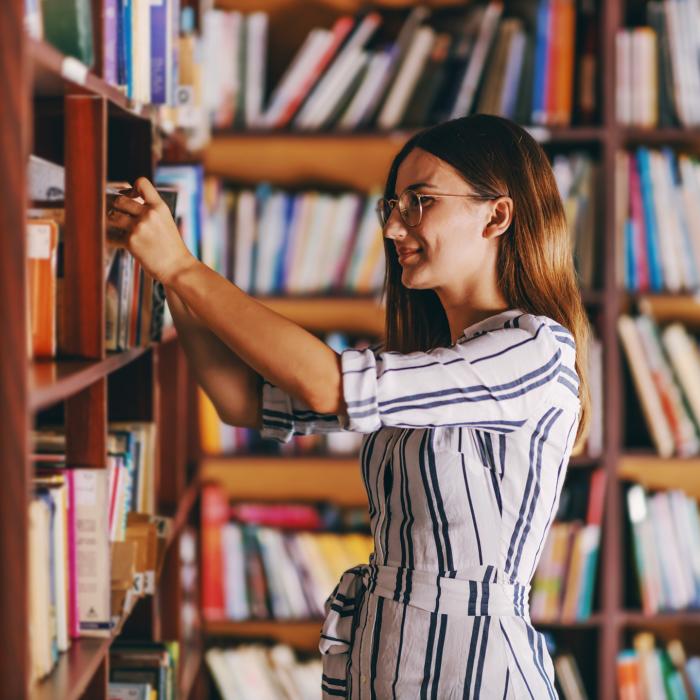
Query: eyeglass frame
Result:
<box><xmin>376</xmin><ymin>188</ymin><xmax>508</xmax><ymax>229</ymax></box>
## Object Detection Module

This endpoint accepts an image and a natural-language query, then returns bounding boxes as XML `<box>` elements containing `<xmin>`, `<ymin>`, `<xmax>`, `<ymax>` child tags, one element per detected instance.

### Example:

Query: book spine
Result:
<box><xmin>150</xmin><ymin>0</ymin><xmax>168</xmax><ymax>104</ymax></box>
<box><xmin>104</xmin><ymin>0</ymin><xmax>119</xmax><ymax>85</ymax></box>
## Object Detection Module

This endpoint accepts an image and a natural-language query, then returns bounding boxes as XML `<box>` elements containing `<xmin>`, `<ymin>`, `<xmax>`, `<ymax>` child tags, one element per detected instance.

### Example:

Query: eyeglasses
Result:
<box><xmin>375</xmin><ymin>188</ymin><xmax>506</xmax><ymax>228</ymax></box>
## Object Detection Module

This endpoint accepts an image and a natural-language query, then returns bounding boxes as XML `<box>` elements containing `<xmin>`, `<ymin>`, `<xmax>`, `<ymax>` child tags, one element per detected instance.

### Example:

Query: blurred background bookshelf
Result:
<box><xmin>6</xmin><ymin>0</ymin><xmax>700</xmax><ymax>698</ymax></box>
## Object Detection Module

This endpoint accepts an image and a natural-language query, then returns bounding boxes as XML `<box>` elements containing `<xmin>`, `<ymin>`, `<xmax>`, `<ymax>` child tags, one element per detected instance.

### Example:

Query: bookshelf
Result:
<box><xmin>196</xmin><ymin>1</ymin><xmax>700</xmax><ymax>699</ymax></box>
<box><xmin>2</xmin><ymin>1</ymin><xmax>208</xmax><ymax>698</ymax></box>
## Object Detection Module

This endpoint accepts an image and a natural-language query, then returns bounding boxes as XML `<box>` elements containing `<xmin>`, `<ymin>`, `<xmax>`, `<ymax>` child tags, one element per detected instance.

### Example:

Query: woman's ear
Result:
<box><xmin>482</xmin><ymin>196</ymin><xmax>513</xmax><ymax>239</ymax></box>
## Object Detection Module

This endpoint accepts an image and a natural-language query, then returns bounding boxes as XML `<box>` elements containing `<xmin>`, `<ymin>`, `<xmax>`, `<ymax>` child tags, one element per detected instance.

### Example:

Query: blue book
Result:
<box><xmin>122</xmin><ymin>0</ymin><xmax>133</xmax><ymax>98</ymax></box>
<box><xmin>150</xmin><ymin>0</ymin><xmax>167</xmax><ymax>104</ymax></box>
<box><xmin>636</xmin><ymin>147</ymin><xmax>664</xmax><ymax>291</ymax></box>
<box><xmin>275</xmin><ymin>194</ymin><xmax>298</xmax><ymax>292</ymax></box>
<box><xmin>531</xmin><ymin>0</ymin><xmax>551</xmax><ymax>125</ymax></box>
<box><xmin>251</xmin><ymin>183</ymin><xmax>272</xmax><ymax>295</ymax></box>
<box><xmin>686</xmin><ymin>657</ymin><xmax>700</xmax><ymax>697</ymax></box>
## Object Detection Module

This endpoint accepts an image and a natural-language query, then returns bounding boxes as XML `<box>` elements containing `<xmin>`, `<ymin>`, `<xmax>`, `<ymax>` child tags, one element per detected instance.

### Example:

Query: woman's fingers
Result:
<box><xmin>134</xmin><ymin>177</ymin><xmax>163</xmax><ymax>208</ymax></box>
<box><xmin>110</xmin><ymin>194</ymin><xmax>145</xmax><ymax>217</ymax></box>
<box><xmin>106</xmin><ymin>208</ymin><xmax>135</xmax><ymax>232</ymax></box>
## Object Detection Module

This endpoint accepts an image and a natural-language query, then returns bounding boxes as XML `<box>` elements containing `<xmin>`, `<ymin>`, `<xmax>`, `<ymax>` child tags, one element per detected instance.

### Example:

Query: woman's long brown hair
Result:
<box><xmin>381</xmin><ymin>114</ymin><xmax>591</xmax><ymax>448</ymax></box>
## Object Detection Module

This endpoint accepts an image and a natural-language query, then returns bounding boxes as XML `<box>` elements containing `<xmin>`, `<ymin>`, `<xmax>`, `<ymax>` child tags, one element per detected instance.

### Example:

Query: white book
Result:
<box><xmin>245</xmin><ymin>12</ymin><xmax>268</xmax><ymax>128</ymax></box>
<box><xmin>294</xmin><ymin>47</ymin><xmax>366</xmax><ymax>130</ymax></box>
<box><xmin>615</xmin><ymin>30</ymin><xmax>632</xmax><ymax>125</ymax></box>
<box><xmin>669</xmin><ymin>490</ymin><xmax>700</xmax><ymax>605</ymax></box>
<box><xmin>261</xmin><ymin>29</ymin><xmax>332</xmax><ymax>128</ymax></box>
<box><xmin>630</xmin><ymin>29</ymin><xmax>657</xmax><ymax>127</ymax></box>
<box><xmin>664</xmin><ymin>1</ymin><xmax>693</xmax><ymax>126</ymax></box>
<box><xmin>292</xmin><ymin>11</ymin><xmax>382</xmax><ymax>129</ymax></box>
<box><xmin>132</xmin><ymin>0</ymin><xmax>151</xmax><ymax>103</ymax></box>
<box><xmin>206</xmin><ymin>648</ymin><xmax>245</xmax><ymax>700</ymax></box>
<box><xmin>587</xmin><ymin>337</ymin><xmax>604</xmax><ymax>458</ymax></box>
<box><xmin>677</xmin><ymin>155</ymin><xmax>700</xmax><ymax>285</ymax></box>
<box><xmin>233</xmin><ymin>190</ymin><xmax>257</xmax><ymax>292</ymax></box>
<box><xmin>449</xmin><ymin>1</ymin><xmax>503</xmax><ymax>119</ymax></box>
<box><xmin>660</xmin><ymin>322</ymin><xmax>700</xmax><ymax>429</ymax></box>
<box><xmin>617</xmin><ymin>315</ymin><xmax>675</xmax><ymax>457</ymax></box>
<box><xmin>378</xmin><ymin>26</ymin><xmax>436</xmax><ymax>130</ymax></box>
<box><xmin>297</xmin><ymin>194</ymin><xmax>335</xmax><ymax>292</ymax></box>
<box><xmin>286</xmin><ymin>192</ymin><xmax>318</xmax><ymax>292</ymax></box>
<box><xmin>282</xmin><ymin>193</ymin><xmax>312</xmax><ymax>293</ymax></box>
<box><xmin>74</xmin><ymin>469</ymin><xmax>111</xmax><ymax>637</ymax></box>
<box><xmin>317</xmin><ymin>193</ymin><xmax>358</xmax><ymax>291</ymax></box>
<box><xmin>649</xmin><ymin>150</ymin><xmax>682</xmax><ymax>292</ymax></box>
<box><xmin>330</xmin><ymin>193</ymin><xmax>364</xmax><ymax>289</ymax></box>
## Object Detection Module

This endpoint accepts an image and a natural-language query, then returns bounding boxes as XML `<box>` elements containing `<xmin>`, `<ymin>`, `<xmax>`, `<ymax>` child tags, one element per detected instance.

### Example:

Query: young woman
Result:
<box><xmin>108</xmin><ymin>114</ymin><xmax>590</xmax><ymax>699</ymax></box>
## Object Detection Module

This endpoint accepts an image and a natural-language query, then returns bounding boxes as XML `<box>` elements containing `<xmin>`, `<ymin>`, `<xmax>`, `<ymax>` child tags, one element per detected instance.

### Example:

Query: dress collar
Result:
<box><xmin>459</xmin><ymin>308</ymin><xmax>526</xmax><ymax>341</ymax></box>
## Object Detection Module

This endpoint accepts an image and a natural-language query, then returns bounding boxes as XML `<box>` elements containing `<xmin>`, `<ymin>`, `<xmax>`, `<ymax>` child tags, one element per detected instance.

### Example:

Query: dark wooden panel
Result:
<box><xmin>80</xmin><ymin>653</ymin><xmax>108</xmax><ymax>700</ymax></box>
<box><xmin>63</xmin><ymin>95</ymin><xmax>106</xmax><ymax>359</ymax></box>
<box><xmin>66</xmin><ymin>379</ymin><xmax>107</xmax><ymax>468</ymax></box>
<box><xmin>0</xmin><ymin>0</ymin><xmax>30</xmax><ymax>697</ymax></box>
<box><xmin>108</xmin><ymin>349</ymin><xmax>154</xmax><ymax>422</ymax></box>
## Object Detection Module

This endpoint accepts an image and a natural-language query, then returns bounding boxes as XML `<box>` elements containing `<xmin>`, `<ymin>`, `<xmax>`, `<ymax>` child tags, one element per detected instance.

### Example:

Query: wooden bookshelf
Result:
<box><xmin>2</xmin><ymin>1</ymin><xmax>207</xmax><ymax>697</ymax></box>
<box><xmin>205</xmin><ymin>620</ymin><xmax>324</xmax><ymax>653</ymax></box>
<box><xmin>196</xmin><ymin>2</ymin><xmax>700</xmax><ymax>698</ymax></box>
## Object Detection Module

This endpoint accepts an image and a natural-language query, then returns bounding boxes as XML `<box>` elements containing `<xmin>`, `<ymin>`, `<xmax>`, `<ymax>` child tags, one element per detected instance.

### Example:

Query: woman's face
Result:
<box><xmin>383</xmin><ymin>147</ymin><xmax>511</xmax><ymax>295</ymax></box>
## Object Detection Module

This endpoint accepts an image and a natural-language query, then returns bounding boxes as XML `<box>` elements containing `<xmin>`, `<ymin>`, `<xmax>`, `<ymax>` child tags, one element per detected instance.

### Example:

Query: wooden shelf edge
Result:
<box><xmin>30</xmin><ymin>637</ymin><xmax>110</xmax><ymax>700</ymax></box>
<box><xmin>532</xmin><ymin>614</ymin><xmax>604</xmax><ymax>629</ymax></box>
<box><xmin>30</xmin><ymin>346</ymin><xmax>151</xmax><ymax>412</ymax></box>
<box><xmin>617</xmin><ymin>611</ymin><xmax>700</xmax><ymax>626</ymax></box>
<box><xmin>180</xmin><ymin>645</ymin><xmax>203</xmax><ymax>700</ymax></box>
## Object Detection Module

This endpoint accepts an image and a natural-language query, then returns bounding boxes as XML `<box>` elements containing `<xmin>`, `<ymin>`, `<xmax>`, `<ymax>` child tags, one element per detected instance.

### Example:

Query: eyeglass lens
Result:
<box><xmin>377</xmin><ymin>190</ymin><xmax>422</xmax><ymax>228</ymax></box>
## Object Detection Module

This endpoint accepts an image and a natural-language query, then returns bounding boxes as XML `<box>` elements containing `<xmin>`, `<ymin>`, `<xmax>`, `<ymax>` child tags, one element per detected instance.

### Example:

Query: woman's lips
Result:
<box><xmin>398</xmin><ymin>248</ymin><xmax>422</xmax><ymax>263</ymax></box>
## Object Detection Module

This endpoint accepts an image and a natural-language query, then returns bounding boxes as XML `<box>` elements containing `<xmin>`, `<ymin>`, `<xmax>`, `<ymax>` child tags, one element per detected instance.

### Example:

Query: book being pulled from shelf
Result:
<box><xmin>202</xmin><ymin>0</ymin><xmax>598</xmax><ymax>132</ymax></box>
<box><xmin>626</xmin><ymin>483</ymin><xmax>700</xmax><ymax>616</ymax></box>
<box><xmin>618</xmin><ymin>314</ymin><xmax>700</xmax><ymax>458</ymax></box>
<box><xmin>617</xmin><ymin>634</ymin><xmax>700</xmax><ymax>700</ymax></box>
<box><xmin>28</xmin><ymin>422</ymin><xmax>171</xmax><ymax>685</ymax></box>
<box><xmin>617</xmin><ymin>148</ymin><xmax>700</xmax><ymax>294</ymax></box>
<box><xmin>530</xmin><ymin>468</ymin><xmax>605</xmax><ymax>623</ymax></box>
<box><xmin>201</xmin><ymin>483</ymin><xmax>372</xmax><ymax>623</ymax></box>
<box><xmin>616</xmin><ymin>1</ymin><xmax>700</xmax><ymax>129</ymax></box>
<box><xmin>206</xmin><ymin>644</ymin><xmax>323</xmax><ymax>700</ymax></box>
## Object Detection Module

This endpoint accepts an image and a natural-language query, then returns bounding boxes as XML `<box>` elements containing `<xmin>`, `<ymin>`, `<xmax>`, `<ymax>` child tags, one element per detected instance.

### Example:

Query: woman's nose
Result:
<box><xmin>382</xmin><ymin>209</ymin><xmax>407</xmax><ymax>240</ymax></box>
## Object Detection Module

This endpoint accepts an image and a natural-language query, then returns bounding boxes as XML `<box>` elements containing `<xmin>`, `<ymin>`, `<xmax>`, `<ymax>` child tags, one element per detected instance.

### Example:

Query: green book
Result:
<box><xmin>40</xmin><ymin>0</ymin><xmax>94</xmax><ymax>67</ymax></box>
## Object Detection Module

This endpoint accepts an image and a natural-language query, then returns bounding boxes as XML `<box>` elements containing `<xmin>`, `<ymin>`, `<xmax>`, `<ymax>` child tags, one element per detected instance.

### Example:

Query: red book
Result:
<box><xmin>275</xmin><ymin>16</ymin><xmax>356</xmax><ymax>129</ymax></box>
<box><xmin>201</xmin><ymin>484</ymin><xmax>229</xmax><ymax>620</ymax></box>
<box><xmin>229</xmin><ymin>502</ymin><xmax>323</xmax><ymax>530</ymax></box>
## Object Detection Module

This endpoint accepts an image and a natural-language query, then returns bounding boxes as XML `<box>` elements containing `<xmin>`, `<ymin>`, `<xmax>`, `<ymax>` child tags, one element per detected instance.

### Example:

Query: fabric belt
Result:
<box><xmin>319</xmin><ymin>563</ymin><xmax>530</xmax><ymax>658</ymax></box>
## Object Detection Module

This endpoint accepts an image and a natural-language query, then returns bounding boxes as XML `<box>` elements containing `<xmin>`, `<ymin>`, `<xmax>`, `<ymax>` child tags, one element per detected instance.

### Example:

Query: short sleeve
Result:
<box><xmin>339</xmin><ymin>315</ymin><xmax>567</xmax><ymax>434</ymax></box>
<box><xmin>260</xmin><ymin>379</ymin><xmax>348</xmax><ymax>443</ymax></box>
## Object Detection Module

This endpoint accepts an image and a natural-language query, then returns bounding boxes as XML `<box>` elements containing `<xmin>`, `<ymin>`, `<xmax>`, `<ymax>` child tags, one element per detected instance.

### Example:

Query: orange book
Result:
<box><xmin>546</xmin><ymin>0</ymin><xmax>576</xmax><ymax>126</ymax></box>
<box><xmin>27</xmin><ymin>219</ymin><xmax>59</xmax><ymax>358</ymax></box>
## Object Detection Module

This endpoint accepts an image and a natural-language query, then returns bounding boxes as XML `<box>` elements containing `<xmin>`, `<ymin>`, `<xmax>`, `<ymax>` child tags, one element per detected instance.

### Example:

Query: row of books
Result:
<box><xmin>204</xmin><ymin>0</ymin><xmax>597</xmax><ymax>132</ymax></box>
<box><xmin>618</xmin><ymin>148</ymin><xmax>700</xmax><ymax>294</ymax></box>
<box><xmin>627</xmin><ymin>483</ymin><xmax>700</xmax><ymax>615</ymax></box>
<box><xmin>206</xmin><ymin>644</ymin><xmax>323</xmax><ymax>700</ymax></box>
<box><xmin>617</xmin><ymin>2</ymin><xmax>700</xmax><ymax>129</ymax></box>
<box><xmin>109</xmin><ymin>641</ymin><xmax>180</xmax><ymax>700</ymax></box>
<box><xmin>26</xmin><ymin>0</ymin><xmax>179</xmax><ymax>106</ymax></box>
<box><xmin>26</xmin><ymin>155</ymin><xmax>171</xmax><ymax>357</ymax></box>
<box><xmin>618</xmin><ymin>314</ymin><xmax>700</xmax><ymax>458</ymax></box>
<box><xmin>531</xmin><ymin>469</ymin><xmax>606</xmax><ymax>622</ymax></box>
<box><xmin>201</xmin><ymin>485</ymin><xmax>372</xmax><ymax>622</ymax></box>
<box><xmin>617</xmin><ymin>633</ymin><xmax>700</xmax><ymax>700</ymax></box>
<box><xmin>29</xmin><ymin>423</ymin><xmax>168</xmax><ymax>684</ymax></box>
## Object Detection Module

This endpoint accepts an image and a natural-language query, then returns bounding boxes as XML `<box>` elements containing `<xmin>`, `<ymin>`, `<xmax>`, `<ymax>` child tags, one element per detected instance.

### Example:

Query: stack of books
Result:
<box><xmin>29</xmin><ymin>423</ymin><xmax>170</xmax><ymax>683</ymax></box>
<box><xmin>617</xmin><ymin>148</ymin><xmax>700</xmax><ymax>294</ymax></box>
<box><xmin>617</xmin><ymin>634</ymin><xmax>700</xmax><ymax>699</ymax></box>
<box><xmin>618</xmin><ymin>315</ymin><xmax>700</xmax><ymax>458</ymax></box>
<box><xmin>616</xmin><ymin>1</ymin><xmax>700</xmax><ymax>128</ymax></box>
<box><xmin>626</xmin><ymin>483</ymin><xmax>700</xmax><ymax>615</ymax></box>
<box><xmin>531</xmin><ymin>469</ymin><xmax>606</xmax><ymax>622</ymax></box>
<box><xmin>201</xmin><ymin>484</ymin><xmax>372</xmax><ymax>623</ymax></box>
<box><xmin>109</xmin><ymin>641</ymin><xmax>180</xmax><ymax>700</ymax></box>
<box><xmin>206</xmin><ymin>644</ymin><xmax>323</xmax><ymax>700</ymax></box>
<box><xmin>202</xmin><ymin>0</ymin><xmax>598</xmax><ymax>132</ymax></box>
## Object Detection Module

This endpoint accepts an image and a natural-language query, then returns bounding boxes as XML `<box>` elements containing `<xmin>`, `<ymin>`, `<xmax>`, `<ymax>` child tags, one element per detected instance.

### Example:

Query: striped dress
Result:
<box><xmin>261</xmin><ymin>308</ymin><xmax>581</xmax><ymax>699</ymax></box>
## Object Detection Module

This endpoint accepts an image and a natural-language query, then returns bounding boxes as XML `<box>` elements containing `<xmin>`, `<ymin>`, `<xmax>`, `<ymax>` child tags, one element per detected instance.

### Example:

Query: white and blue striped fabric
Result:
<box><xmin>261</xmin><ymin>308</ymin><xmax>581</xmax><ymax>699</ymax></box>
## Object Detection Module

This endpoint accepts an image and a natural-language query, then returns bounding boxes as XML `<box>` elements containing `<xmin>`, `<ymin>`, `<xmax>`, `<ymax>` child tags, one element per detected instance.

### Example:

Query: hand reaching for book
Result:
<box><xmin>106</xmin><ymin>177</ymin><xmax>194</xmax><ymax>286</ymax></box>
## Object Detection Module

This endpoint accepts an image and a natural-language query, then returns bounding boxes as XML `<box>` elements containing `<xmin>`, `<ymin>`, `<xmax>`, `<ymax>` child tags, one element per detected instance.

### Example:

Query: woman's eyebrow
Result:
<box><xmin>396</xmin><ymin>181</ymin><xmax>435</xmax><ymax>192</ymax></box>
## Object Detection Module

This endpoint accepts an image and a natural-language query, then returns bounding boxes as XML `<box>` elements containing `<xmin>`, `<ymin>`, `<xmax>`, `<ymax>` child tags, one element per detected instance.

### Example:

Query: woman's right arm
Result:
<box><xmin>165</xmin><ymin>287</ymin><xmax>262</xmax><ymax>429</ymax></box>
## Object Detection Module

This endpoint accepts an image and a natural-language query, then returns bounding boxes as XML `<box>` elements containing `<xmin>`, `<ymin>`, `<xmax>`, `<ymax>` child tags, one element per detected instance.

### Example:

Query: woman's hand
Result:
<box><xmin>106</xmin><ymin>176</ymin><xmax>195</xmax><ymax>286</ymax></box>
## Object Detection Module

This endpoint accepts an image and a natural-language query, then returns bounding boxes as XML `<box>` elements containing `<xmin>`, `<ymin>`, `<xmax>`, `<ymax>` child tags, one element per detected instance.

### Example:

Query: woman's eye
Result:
<box><xmin>421</xmin><ymin>196</ymin><xmax>435</xmax><ymax>204</ymax></box>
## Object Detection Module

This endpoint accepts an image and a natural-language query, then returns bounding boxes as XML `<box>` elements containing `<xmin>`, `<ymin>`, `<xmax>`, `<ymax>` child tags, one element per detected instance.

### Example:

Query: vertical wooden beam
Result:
<box><xmin>0</xmin><ymin>0</ymin><xmax>30</xmax><ymax>697</ymax></box>
<box><xmin>63</xmin><ymin>95</ymin><xmax>106</xmax><ymax>360</ymax></box>
<box><xmin>600</xmin><ymin>0</ymin><xmax>623</xmax><ymax>698</ymax></box>
<box><xmin>66</xmin><ymin>379</ymin><xmax>107</xmax><ymax>468</ymax></box>
<box><xmin>158</xmin><ymin>342</ymin><xmax>188</xmax><ymax>511</ymax></box>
